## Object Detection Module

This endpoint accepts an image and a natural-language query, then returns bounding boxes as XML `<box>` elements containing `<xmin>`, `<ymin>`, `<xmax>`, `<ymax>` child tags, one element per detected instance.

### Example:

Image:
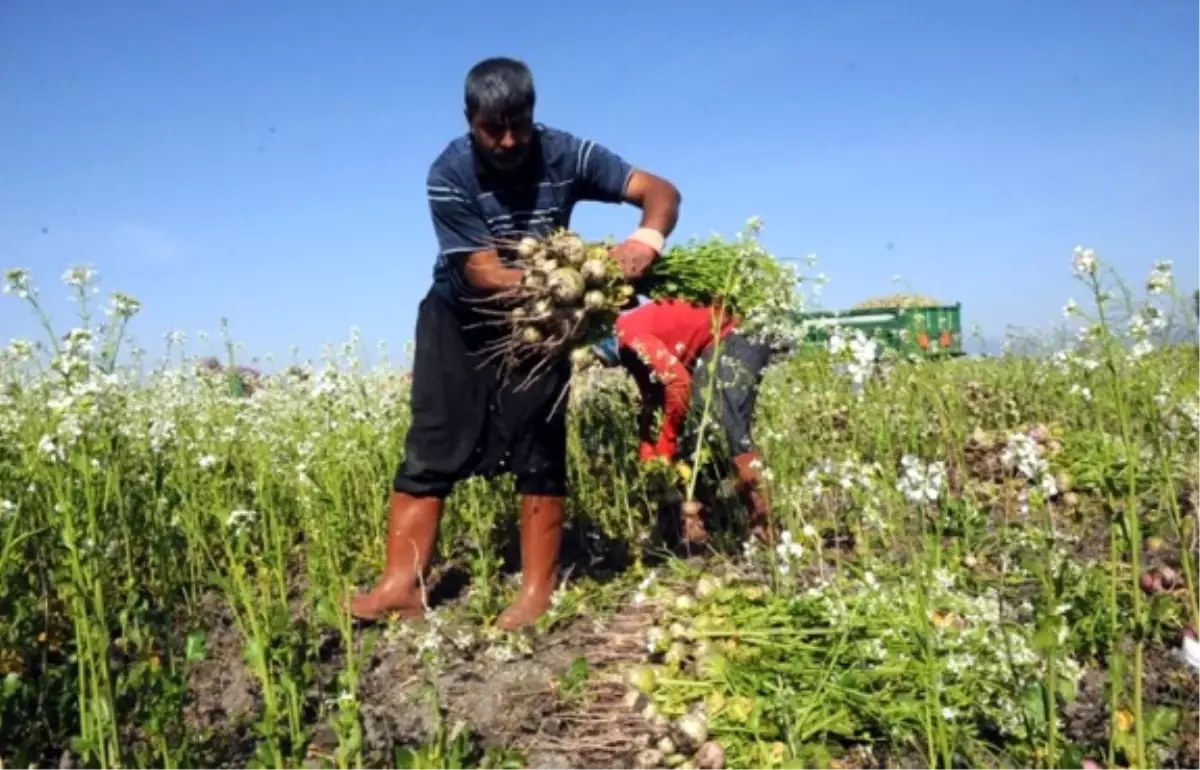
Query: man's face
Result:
<box><xmin>468</xmin><ymin>108</ymin><xmax>535</xmax><ymax>172</ymax></box>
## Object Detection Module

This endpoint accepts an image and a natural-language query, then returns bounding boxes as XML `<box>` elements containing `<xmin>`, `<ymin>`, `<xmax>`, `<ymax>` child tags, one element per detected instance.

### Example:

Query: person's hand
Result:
<box><xmin>609</xmin><ymin>239</ymin><xmax>658</xmax><ymax>281</ymax></box>
<box><xmin>679</xmin><ymin>499</ymin><xmax>709</xmax><ymax>545</ymax></box>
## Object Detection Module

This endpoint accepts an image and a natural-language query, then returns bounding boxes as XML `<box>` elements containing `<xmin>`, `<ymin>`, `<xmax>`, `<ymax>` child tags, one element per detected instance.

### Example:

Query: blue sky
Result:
<box><xmin>1</xmin><ymin>0</ymin><xmax>1196</xmax><ymax>368</ymax></box>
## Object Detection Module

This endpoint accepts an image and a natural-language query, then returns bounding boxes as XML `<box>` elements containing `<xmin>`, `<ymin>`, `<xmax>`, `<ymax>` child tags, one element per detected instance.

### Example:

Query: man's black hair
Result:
<box><xmin>464</xmin><ymin>57</ymin><xmax>536</xmax><ymax>120</ymax></box>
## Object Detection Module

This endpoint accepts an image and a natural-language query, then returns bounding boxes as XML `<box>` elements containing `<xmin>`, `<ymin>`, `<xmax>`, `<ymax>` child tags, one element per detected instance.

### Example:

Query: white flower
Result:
<box><xmin>226</xmin><ymin>508</ymin><xmax>257</xmax><ymax>533</ymax></box>
<box><xmin>105</xmin><ymin>292</ymin><xmax>142</xmax><ymax>318</ymax></box>
<box><xmin>37</xmin><ymin>434</ymin><xmax>64</xmax><ymax>462</ymax></box>
<box><xmin>1142</xmin><ymin>305</ymin><xmax>1167</xmax><ymax>332</ymax></box>
<box><xmin>1000</xmin><ymin>434</ymin><xmax>1048</xmax><ymax>482</ymax></box>
<box><xmin>633</xmin><ymin>571</ymin><xmax>656</xmax><ymax>605</ymax></box>
<box><xmin>62</xmin><ymin>266</ymin><xmax>99</xmax><ymax>289</ymax></box>
<box><xmin>1146</xmin><ymin>260</ymin><xmax>1173</xmax><ymax>295</ymax></box>
<box><xmin>896</xmin><ymin>455</ymin><xmax>945</xmax><ymax>504</ymax></box>
<box><xmin>775</xmin><ymin>529</ymin><xmax>803</xmax><ymax>561</ymax></box>
<box><xmin>4</xmin><ymin>268</ymin><xmax>34</xmax><ymax>299</ymax></box>
<box><xmin>1072</xmin><ymin>246</ymin><xmax>1098</xmax><ymax>277</ymax></box>
<box><xmin>828</xmin><ymin>331</ymin><xmax>846</xmax><ymax>356</ymax></box>
<box><xmin>5</xmin><ymin>339</ymin><xmax>33</xmax><ymax>361</ymax></box>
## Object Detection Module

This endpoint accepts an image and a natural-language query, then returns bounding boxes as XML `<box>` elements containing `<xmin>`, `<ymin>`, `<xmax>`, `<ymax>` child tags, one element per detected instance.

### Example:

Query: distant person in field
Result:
<box><xmin>196</xmin><ymin>356</ymin><xmax>261</xmax><ymax>397</ymax></box>
<box><xmin>590</xmin><ymin>298</ymin><xmax>775</xmax><ymax>545</ymax></box>
<box><xmin>350</xmin><ymin>57</ymin><xmax>682</xmax><ymax>630</ymax></box>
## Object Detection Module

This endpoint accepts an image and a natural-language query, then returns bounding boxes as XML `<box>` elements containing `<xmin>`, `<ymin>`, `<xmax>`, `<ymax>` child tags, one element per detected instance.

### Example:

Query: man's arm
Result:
<box><xmin>428</xmin><ymin>173</ymin><xmax>522</xmax><ymax>292</ymax></box>
<box><xmin>619</xmin><ymin>348</ymin><xmax>665</xmax><ymax>456</ymax></box>
<box><xmin>574</xmin><ymin>138</ymin><xmax>681</xmax><ymax>231</ymax></box>
<box><xmin>573</xmin><ymin>136</ymin><xmax>681</xmax><ymax>280</ymax></box>
<box><xmin>619</xmin><ymin>329</ymin><xmax>692</xmax><ymax>460</ymax></box>
<box><xmin>622</xmin><ymin>169</ymin><xmax>681</xmax><ymax>241</ymax></box>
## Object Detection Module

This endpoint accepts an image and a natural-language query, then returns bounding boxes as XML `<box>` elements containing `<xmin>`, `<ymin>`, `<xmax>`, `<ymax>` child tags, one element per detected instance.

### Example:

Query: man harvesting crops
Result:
<box><xmin>350</xmin><ymin>56</ymin><xmax>682</xmax><ymax>630</ymax></box>
<box><xmin>591</xmin><ymin>298</ymin><xmax>774</xmax><ymax>545</ymax></box>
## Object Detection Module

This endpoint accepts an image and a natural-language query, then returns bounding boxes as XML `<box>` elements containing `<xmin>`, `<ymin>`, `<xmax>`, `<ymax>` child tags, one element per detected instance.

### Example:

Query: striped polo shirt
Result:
<box><xmin>425</xmin><ymin>124</ymin><xmax>635</xmax><ymax>305</ymax></box>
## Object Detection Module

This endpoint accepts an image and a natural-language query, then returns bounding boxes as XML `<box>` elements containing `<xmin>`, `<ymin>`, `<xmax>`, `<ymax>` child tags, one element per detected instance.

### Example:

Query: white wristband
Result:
<box><xmin>628</xmin><ymin>227</ymin><xmax>666</xmax><ymax>254</ymax></box>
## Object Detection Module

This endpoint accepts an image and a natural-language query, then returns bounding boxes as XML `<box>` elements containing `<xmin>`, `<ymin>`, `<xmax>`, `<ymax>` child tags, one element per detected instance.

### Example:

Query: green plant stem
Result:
<box><xmin>1092</xmin><ymin>273</ymin><xmax>1146</xmax><ymax>770</ymax></box>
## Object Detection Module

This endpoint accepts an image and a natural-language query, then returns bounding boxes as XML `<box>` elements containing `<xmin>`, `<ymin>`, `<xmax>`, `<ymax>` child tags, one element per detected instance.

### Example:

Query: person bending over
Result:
<box><xmin>350</xmin><ymin>57</ymin><xmax>681</xmax><ymax>631</ymax></box>
<box><xmin>591</xmin><ymin>297</ymin><xmax>774</xmax><ymax>545</ymax></box>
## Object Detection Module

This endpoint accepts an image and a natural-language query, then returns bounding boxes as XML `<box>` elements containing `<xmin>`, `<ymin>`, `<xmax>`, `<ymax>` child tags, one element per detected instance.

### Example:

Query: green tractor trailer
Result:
<box><xmin>793</xmin><ymin>300</ymin><xmax>965</xmax><ymax>359</ymax></box>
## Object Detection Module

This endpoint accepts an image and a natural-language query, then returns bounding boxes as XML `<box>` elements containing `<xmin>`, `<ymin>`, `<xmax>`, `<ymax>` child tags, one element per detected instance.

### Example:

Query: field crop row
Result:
<box><xmin>0</xmin><ymin>253</ymin><xmax>1196</xmax><ymax>769</ymax></box>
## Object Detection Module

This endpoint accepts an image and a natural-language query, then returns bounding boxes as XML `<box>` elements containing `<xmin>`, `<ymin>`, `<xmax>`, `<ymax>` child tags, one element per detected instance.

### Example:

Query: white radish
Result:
<box><xmin>548</xmin><ymin>268</ymin><xmax>586</xmax><ymax>305</ymax></box>
<box><xmin>674</xmin><ymin>713</ymin><xmax>709</xmax><ymax>750</ymax></box>
<box><xmin>583</xmin><ymin>290</ymin><xmax>607</xmax><ymax>311</ymax></box>
<box><xmin>517</xmin><ymin>236</ymin><xmax>540</xmax><ymax>259</ymax></box>
<box><xmin>581</xmin><ymin>259</ymin><xmax>608</xmax><ymax>286</ymax></box>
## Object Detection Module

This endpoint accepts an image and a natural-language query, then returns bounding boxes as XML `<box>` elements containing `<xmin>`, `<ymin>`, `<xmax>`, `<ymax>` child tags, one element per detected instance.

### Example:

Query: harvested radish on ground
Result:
<box><xmin>695</xmin><ymin>741</ymin><xmax>725</xmax><ymax>770</ymax></box>
<box><xmin>1141</xmin><ymin>565</ymin><xmax>1183</xmax><ymax>595</ymax></box>
<box><xmin>674</xmin><ymin>712</ymin><xmax>709</xmax><ymax>749</ymax></box>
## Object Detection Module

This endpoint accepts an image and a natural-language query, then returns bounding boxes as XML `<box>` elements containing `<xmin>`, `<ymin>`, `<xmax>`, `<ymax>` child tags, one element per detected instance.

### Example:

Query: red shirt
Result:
<box><xmin>614</xmin><ymin>299</ymin><xmax>737</xmax><ymax>461</ymax></box>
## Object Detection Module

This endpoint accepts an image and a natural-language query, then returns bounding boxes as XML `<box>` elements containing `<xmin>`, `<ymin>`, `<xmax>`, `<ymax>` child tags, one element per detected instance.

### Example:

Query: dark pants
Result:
<box><xmin>392</xmin><ymin>289</ymin><xmax>570</xmax><ymax>499</ymax></box>
<box><xmin>689</xmin><ymin>331</ymin><xmax>772</xmax><ymax>456</ymax></box>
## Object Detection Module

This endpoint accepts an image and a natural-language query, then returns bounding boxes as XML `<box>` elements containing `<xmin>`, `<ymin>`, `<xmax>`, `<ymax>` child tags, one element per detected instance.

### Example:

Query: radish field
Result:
<box><xmin>0</xmin><ymin>245</ymin><xmax>1197</xmax><ymax>770</ymax></box>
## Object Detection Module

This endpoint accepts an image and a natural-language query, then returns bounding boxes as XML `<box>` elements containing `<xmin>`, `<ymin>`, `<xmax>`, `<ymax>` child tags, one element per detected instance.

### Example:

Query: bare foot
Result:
<box><xmin>348</xmin><ymin>574</ymin><xmax>426</xmax><ymax>621</ymax></box>
<box><xmin>680</xmin><ymin>500</ymin><xmax>709</xmax><ymax>546</ymax></box>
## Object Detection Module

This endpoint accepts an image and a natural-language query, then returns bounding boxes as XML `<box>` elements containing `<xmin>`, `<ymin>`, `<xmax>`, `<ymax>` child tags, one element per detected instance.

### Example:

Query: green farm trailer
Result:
<box><xmin>794</xmin><ymin>302</ymin><xmax>965</xmax><ymax>359</ymax></box>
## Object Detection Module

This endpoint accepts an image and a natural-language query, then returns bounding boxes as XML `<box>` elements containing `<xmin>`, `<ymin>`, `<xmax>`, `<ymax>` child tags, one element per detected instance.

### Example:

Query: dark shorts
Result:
<box><xmin>393</xmin><ymin>290</ymin><xmax>570</xmax><ymax>499</ymax></box>
<box><xmin>690</xmin><ymin>331</ymin><xmax>772</xmax><ymax>456</ymax></box>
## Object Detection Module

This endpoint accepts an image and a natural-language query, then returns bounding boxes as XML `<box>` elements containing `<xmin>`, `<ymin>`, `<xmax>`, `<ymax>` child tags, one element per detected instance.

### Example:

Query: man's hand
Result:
<box><xmin>610</xmin><ymin>169</ymin><xmax>681</xmax><ymax>282</ymax></box>
<box><xmin>610</xmin><ymin>239</ymin><xmax>658</xmax><ymax>281</ymax></box>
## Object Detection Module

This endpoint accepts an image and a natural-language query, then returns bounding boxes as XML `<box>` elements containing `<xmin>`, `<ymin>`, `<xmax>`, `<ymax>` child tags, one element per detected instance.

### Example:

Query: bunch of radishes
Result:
<box><xmin>472</xmin><ymin>230</ymin><xmax>634</xmax><ymax>386</ymax></box>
